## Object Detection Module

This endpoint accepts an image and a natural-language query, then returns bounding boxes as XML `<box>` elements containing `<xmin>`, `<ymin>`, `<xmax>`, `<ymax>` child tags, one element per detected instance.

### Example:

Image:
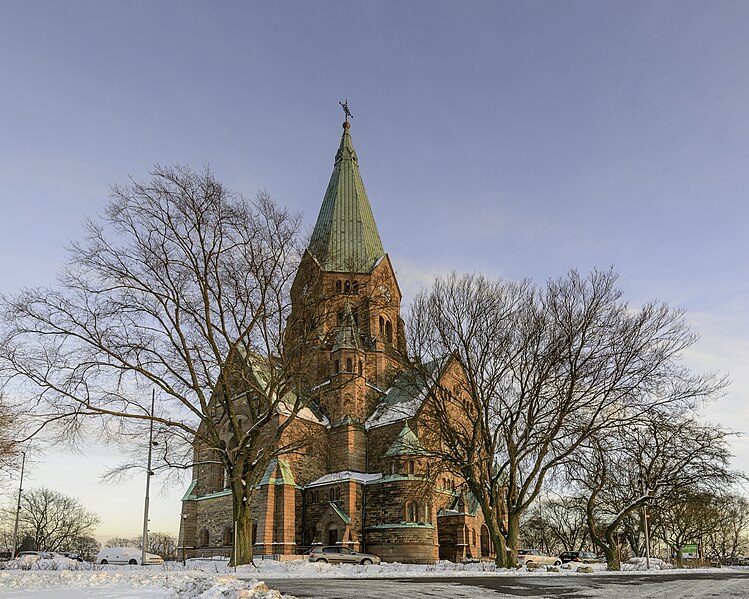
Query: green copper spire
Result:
<box><xmin>309</xmin><ymin>122</ymin><xmax>385</xmax><ymax>272</ymax></box>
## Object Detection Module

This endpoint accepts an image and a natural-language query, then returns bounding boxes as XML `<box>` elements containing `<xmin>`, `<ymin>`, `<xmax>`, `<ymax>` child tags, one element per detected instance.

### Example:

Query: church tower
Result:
<box><xmin>290</xmin><ymin>117</ymin><xmax>407</xmax><ymax>472</ymax></box>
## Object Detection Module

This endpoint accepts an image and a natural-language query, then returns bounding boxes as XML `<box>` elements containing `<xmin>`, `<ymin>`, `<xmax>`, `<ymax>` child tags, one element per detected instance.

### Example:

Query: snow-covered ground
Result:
<box><xmin>0</xmin><ymin>557</ymin><xmax>746</xmax><ymax>598</ymax></box>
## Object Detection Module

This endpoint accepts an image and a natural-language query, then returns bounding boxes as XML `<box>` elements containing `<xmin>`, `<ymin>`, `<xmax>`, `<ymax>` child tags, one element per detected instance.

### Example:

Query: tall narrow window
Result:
<box><xmin>344</xmin><ymin>280</ymin><xmax>351</xmax><ymax>293</ymax></box>
<box><xmin>385</xmin><ymin>320</ymin><xmax>393</xmax><ymax>343</ymax></box>
<box><xmin>406</xmin><ymin>501</ymin><xmax>419</xmax><ymax>522</ymax></box>
<box><xmin>379</xmin><ymin>316</ymin><xmax>385</xmax><ymax>334</ymax></box>
<box><xmin>336</xmin><ymin>280</ymin><xmax>342</xmax><ymax>292</ymax></box>
<box><xmin>346</xmin><ymin>358</ymin><xmax>352</xmax><ymax>372</ymax></box>
<box><xmin>334</xmin><ymin>360</ymin><xmax>340</xmax><ymax>374</ymax></box>
<box><xmin>408</xmin><ymin>460</ymin><xmax>415</xmax><ymax>475</ymax></box>
<box><xmin>352</xmin><ymin>282</ymin><xmax>359</xmax><ymax>294</ymax></box>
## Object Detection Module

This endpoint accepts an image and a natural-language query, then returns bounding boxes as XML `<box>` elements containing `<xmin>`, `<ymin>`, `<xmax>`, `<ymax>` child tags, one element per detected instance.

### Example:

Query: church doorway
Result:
<box><xmin>327</xmin><ymin>527</ymin><xmax>338</xmax><ymax>546</ymax></box>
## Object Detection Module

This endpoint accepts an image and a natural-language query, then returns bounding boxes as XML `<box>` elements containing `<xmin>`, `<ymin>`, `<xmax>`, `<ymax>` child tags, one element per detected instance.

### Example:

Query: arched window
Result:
<box><xmin>481</xmin><ymin>524</ymin><xmax>491</xmax><ymax>557</ymax></box>
<box><xmin>223</xmin><ymin>526</ymin><xmax>232</xmax><ymax>546</ymax></box>
<box><xmin>408</xmin><ymin>460</ymin><xmax>415</xmax><ymax>475</ymax></box>
<box><xmin>346</xmin><ymin>358</ymin><xmax>352</xmax><ymax>372</ymax></box>
<box><xmin>406</xmin><ymin>501</ymin><xmax>419</xmax><ymax>522</ymax></box>
<box><xmin>379</xmin><ymin>316</ymin><xmax>385</xmax><ymax>334</ymax></box>
<box><xmin>385</xmin><ymin>320</ymin><xmax>393</xmax><ymax>343</ymax></box>
<box><xmin>352</xmin><ymin>282</ymin><xmax>359</xmax><ymax>294</ymax></box>
<box><xmin>344</xmin><ymin>280</ymin><xmax>351</xmax><ymax>293</ymax></box>
<box><xmin>336</xmin><ymin>280</ymin><xmax>342</xmax><ymax>292</ymax></box>
<box><xmin>334</xmin><ymin>360</ymin><xmax>340</xmax><ymax>374</ymax></box>
<box><xmin>358</xmin><ymin>361</ymin><xmax>363</xmax><ymax>376</ymax></box>
<box><xmin>199</xmin><ymin>529</ymin><xmax>209</xmax><ymax>547</ymax></box>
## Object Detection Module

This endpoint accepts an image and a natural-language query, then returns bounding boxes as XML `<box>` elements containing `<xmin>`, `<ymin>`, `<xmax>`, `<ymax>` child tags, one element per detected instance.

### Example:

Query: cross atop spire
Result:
<box><xmin>339</xmin><ymin>99</ymin><xmax>353</xmax><ymax>125</ymax></box>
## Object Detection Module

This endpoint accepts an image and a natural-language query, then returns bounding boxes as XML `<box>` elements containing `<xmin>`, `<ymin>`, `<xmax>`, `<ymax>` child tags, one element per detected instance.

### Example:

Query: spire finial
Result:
<box><xmin>339</xmin><ymin>99</ymin><xmax>353</xmax><ymax>128</ymax></box>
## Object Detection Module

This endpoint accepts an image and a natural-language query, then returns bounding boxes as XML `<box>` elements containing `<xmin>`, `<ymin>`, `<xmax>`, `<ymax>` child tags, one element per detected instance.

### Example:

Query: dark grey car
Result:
<box><xmin>308</xmin><ymin>546</ymin><xmax>381</xmax><ymax>565</ymax></box>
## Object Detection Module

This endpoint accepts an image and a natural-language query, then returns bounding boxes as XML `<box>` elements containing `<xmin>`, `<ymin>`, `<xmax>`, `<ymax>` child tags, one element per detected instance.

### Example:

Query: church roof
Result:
<box><xmin>308</xmin><ymin>122</ymin><xmax>385</xmax><ymax>273</ymax></box>
<box><xmin>365</xmin><ymin>358</ymin><xmax>446</xmax><ymax>429</ymax></box>
<box><xmin>385</xmin><ymin>424</ymin><xmax>428</xmax><ymax>457</ymax></box>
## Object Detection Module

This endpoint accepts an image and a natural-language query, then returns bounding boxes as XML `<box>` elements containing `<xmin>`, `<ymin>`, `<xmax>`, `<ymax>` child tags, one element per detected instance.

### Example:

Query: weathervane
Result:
<box><xmin>339</xmin><ymin>99</ymin><xmax>353</xmax><ymax>123</ymax></box>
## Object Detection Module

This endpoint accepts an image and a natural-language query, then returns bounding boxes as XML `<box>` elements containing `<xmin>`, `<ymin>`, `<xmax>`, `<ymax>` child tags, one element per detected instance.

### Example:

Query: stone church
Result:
<box><xmin>177</xmin><ymin>118</ymin><xmax>495</xmax><ymax>564</ymax></box>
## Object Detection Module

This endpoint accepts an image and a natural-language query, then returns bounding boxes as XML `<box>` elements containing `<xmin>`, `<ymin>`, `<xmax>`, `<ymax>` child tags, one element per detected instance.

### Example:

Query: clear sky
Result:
<box><xmin>2</xmin><ymin>1</ymin><xmax>748</xmax><ymax>540</ymax></box>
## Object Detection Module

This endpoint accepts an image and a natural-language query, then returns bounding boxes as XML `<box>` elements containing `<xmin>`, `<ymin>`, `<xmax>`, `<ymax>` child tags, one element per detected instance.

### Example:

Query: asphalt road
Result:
<box><xmin>260</xmin><ymin>570</ymin><xmax>749</xmax><ymax>599</ymax></box>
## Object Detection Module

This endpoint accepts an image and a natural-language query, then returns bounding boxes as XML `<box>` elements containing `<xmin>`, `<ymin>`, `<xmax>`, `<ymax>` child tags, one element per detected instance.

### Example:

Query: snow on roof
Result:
<box><xmin>277</xmin><ymin>401</ymin><xmax>329</xmax><ymax>426</ymax></box>
<box><xmin>365</xmin><ymin>359</ymin><xmax>445</xmax><ymax>429</ymax></box>
<box><xmin>305</xmin><ymin>470</ymin><xmax>383</xmax><ymax>488</ymax></box>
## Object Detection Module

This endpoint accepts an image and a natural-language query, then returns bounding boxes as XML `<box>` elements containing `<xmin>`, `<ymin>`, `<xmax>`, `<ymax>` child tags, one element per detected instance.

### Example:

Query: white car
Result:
<box><xmin>517</xmin><ymin>549</ymin><xmax>562</xmax><ymax>567</ymax></box>
<box><xmin>96</xmin><ymin>547</ymin><xmax>164</xmax><ymax>565</ymax></box>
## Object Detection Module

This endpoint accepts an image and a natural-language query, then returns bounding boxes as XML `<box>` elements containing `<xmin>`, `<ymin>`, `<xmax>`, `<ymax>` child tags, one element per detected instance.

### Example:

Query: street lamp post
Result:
<box><xmin>142</xmin><ymin>390</ymin><xmax>156</xmax><ymax>566</ymax></box>
<box><xmin>638</xmin><ymin>478</ymin><xmax>652</xmax><ymax>569</ymax></box>
<box><xmin>11</xmin><ymin>450</ymin><xmax>26</xmax><ymax>559</ymax></box>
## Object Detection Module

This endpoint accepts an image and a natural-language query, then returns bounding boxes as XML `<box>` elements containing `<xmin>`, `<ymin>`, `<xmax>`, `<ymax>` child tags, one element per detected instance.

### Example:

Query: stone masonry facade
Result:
<box><xmin>177</xmin><ymin>120</ymin><xmax>496</xmax><ymax>564</ymax></box>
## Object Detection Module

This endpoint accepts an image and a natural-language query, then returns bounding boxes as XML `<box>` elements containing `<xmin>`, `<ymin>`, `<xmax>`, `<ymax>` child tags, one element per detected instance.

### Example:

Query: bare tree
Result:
<box><xmin>702</xmin><ymin>493</ymin><xmax>749</xmax><ymax>562</ymax></box>
<box><xmin>408</xmin><ymin>269</ymin><xmax>725</xmax><ymax>567</ymax></box>
<box><xmin>0</xmin><ymin>394</ymin><xmax>20</xmax><ymax>475</ymax></box>
<box><xmin>4</xmin><ymin>487</ymin><xmax>100</xmax><ymax>552</ymax></box>
<box><xmin>650</xmin><ymin>491</ymin><xmax>713</xmax><ymax>567</ymax></box>
<box><xmin>0</xmin><ymin>165</ymin><xmax>327</xmax><ymax>565</ymax></box>
<box><xmin>73</xmin><ymin>535</ymin><xmax>101</xmax><ymax>562</ymax></box>
<box><xmin>570</xmin><ymin>411</ymin><xmax>735</xmax><ymax>570</ymax></box>
<box><xmin>521</xmin><ymin>494</ymin><xmax>590</xmax><ymax>555</ymax></box>
<box><xmin>104</xmin><ymin>532</ymin><xmax>176</xmax><ymax>559</ymax></box>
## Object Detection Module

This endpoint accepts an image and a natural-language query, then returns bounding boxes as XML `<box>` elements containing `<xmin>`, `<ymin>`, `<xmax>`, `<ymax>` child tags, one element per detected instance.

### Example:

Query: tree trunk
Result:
<box><xmin>231</xmin><ymin>484</ymin><xmax>255</xmax><ymax>567</ymax></box>
<box><xmin>676</xmin><ymin>546</ymin><xmax>683</xmax><ymax>568</ymax></box>
<box><xmin>603</xmin><ymin>529</ymin><xmax>621</xmax><ymax>571</ymax></box>
<box><xmin>506</xmin><ymin>511</ymin><xmax>521</xmax><ymax>568</ymax></box>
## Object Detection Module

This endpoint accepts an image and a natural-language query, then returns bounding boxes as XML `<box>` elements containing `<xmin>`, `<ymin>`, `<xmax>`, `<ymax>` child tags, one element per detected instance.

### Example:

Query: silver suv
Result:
<box><xmin>308</xmin><ymin>546</ymin><xmax>381</xmax><ymax>565</ymax></box>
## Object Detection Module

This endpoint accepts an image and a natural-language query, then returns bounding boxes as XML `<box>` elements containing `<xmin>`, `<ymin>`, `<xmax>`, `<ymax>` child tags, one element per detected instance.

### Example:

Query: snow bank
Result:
<box><xmin>0</xmin><ymin>570</ymin><xmax>290</xmax><ymax>599</ymax></box>
<box><xmin>622</xmin><ymin>557</ymin><xmax>673</xmax><ymax>571</ymax></box>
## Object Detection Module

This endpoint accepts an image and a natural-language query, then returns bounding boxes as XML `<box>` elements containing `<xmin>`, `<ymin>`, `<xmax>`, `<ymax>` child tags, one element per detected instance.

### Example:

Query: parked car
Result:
<box><xmin>308</xmin><ymin>546</ymin><xmax>381</xmax><ymax>565</ymax></box>
<box><xmin>61</xmin><ymin>551</ymin><xmax>85</xmax><ymax>562</ymax></box>
<box><xmin>517</xmin><ymin>549</ymin><xmax>562</xmax><ymax>567</ymax></box>
<box><xmin>559</xmin><ymin>550</ymin><xmax>602</xmax><ymax>563</ymax></box>
<box><xmin>96</xmin><ymin>547</ymin><xmax>164</xmax><ymax>565</ymax></box>
<box><xmin>15</xmin><ymin>551</ymin><xmax>54</xmax><ymax>562</ymax></box>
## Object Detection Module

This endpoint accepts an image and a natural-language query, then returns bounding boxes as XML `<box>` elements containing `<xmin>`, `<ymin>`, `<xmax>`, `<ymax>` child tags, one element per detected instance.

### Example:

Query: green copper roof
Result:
<box><xmin>385</xmin><ymin>423</ymin><xmax>428</xmax><ymax>457</ymax></box>
<box><xmin>309</xmin><ymin>123</ymin><xmax>385</xmax><ymax>273</ymax></box>
<box><xmin>260</xmin><ymin>458</ymin><xmax>296</xmax><ymax>486</ymax></box>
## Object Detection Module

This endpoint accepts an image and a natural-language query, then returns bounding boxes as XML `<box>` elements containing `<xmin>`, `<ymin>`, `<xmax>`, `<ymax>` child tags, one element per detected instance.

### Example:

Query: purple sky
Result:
<box><xmin>2</xmin><ymin>1</ymin><xmax>748</xmax><ymax>539</ymax></box>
